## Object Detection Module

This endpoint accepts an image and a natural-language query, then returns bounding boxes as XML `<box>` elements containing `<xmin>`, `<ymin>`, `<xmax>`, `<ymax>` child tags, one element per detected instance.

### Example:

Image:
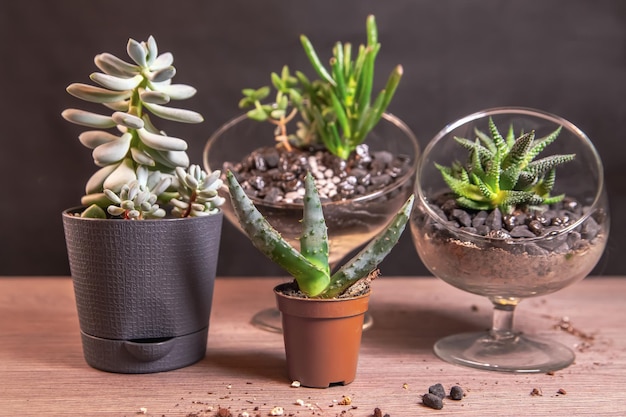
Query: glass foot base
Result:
<box><xmin>251</xmin><ymin>307</ymin><xmax>374</xmax><ymax>333</ymax></box>
<box><xmin>433</xmin><ymin>331</ymin><xmax>575</xmax><ymax>373</ymax></box>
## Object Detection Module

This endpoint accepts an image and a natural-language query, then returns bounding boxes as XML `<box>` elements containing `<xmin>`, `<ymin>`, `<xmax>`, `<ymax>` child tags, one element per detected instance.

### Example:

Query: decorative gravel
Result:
<box><xmin>222</xmin><ymin>144</ymin><xmax>412</xmax><ymax>204</ymax></box>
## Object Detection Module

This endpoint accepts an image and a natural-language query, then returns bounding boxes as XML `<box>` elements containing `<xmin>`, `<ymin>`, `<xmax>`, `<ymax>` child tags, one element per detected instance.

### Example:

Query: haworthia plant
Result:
<box><xmin>436</xmin><ymin>117</ymin><xmax>575</xmax><ymax>214</ymax></box>
<box><xmin>239</xmin><ymin>14</ymin><xmax>402</xmax><ymax>160</ymax></box>
<box><xmin>226</xmin><ymin>170</ymin><xmax>414</xmax><ymax>298</ymax></box>
<box><xmin>62</xmin><ymin>36</ymin><xmax>223</xmax><ymax>218</ymax></box>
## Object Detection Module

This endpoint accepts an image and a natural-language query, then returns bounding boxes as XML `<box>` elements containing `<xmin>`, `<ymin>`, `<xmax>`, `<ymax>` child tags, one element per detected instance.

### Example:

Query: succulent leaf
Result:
<box><xmin>137</xmin><ymin>128</ymin><xmax>188</xmax><ymax>152</ymax></box>
<box><xmin>299</xmin><ymin>173</ymin><xmax>330</xmax><ymax>276</ymax></box>
<box><xmin>525</xmin><ymin>154</ymin><xmax>576</xmax><ymax>177</ymax></box>
<box><xmin>502</xmin><ymin>131</ymin><xmax>534</xmax><ymax>170</ymax></box>
<box><xmin>323</xmin><ymin>194</ymin><xmax>414</xmax><ymax>298</ymax></box>
<box><xmin>143</xmin><ymin>101</ymin><xmax>204</xmax><ymax>123</ymax></box>
<box><xmin>127</xmin><ymin>38</ymin><xmax>147</xmax><ymax>67</ymax></box>
<box><xmin>226</xmin><ymin>170</ymin><xmax>331</xmax><ymax>297</ymax></box>
<box><xmin>92</xmin><ymin>132</ymin><xmax>132</xmax><ymax>166</ymax></box>
<box><xmin>525</xmin><ymin>126</ymin><xmax>563</xmax><ymax>164</ymax></box>
<box><xmin>111</xmin><ymin>111</ymin><xmax>144</xmax><ymax>129</ymax></box>
<box><xmin>139</xmin><ymin>89</ymin><xmax>170</xmax><ymax>105</ymax></box>
<box><xmin>85</xmin><ymin>164</ymin><xmax>118</xmax><ymax>194</ymax></box>
<box><xmin>102</xmin><ymin>158</ymin><xmax>137</xmax><ymax>192</ymax></box>
<box><xmin>94</xmin><ymin>52</ymin><xmax>140</xmax><ymax>78</ymax></box>
<box><xmin>78</xmin><ymin>130</ymin><xmax>119</xmax><ymax>149</ymax></box>
<box><xmin>145</xmin><ymin>36</ymin><xmax>158</xmax><ymax>66</ymax></box>
<box><xmin>89</xmin><ymin>73</ymin><xmax>144</xmax><ymax>91</ymax></box>
<box><xmin>155</xmin><ymin>83</ymin><xmax>196</xmax><ymax>100</ymax></box>
<box><xmin>149</xmin><ymin>66</ymin><xmax>176</xmax><ymax>83</ymax></box>
<box><xmin>81</xmin><ymin>204</ymin><xmax>107</xmax><ymax>219</ymax></box>
<box><xmin>150</xmin><ymin>52</ymin><xmax>174</xmax><ymax>71</ymax></box>
<box><xmin>61</xmin><ymin>109</ymin><xmax>116</xmax><ymax>129</ymax></box>
<box><xmin>66</xmin><ymin>83</ymin><xmax>132</xmax><ymax>103</ymax></box>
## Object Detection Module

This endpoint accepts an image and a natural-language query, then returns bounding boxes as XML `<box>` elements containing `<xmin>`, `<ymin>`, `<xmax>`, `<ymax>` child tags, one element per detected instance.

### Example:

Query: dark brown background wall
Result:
<box><xmin>1</xmin><ymin>0</ymin><xmax>623</xmax><ymax>276</ymax></box>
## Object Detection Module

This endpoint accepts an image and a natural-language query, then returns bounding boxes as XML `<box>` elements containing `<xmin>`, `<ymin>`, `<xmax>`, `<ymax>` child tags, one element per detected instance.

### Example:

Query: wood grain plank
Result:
<box><xmin>0</xmin><ymin>277</ymin><xmax>624</xmax><ymax>416</ymax></box>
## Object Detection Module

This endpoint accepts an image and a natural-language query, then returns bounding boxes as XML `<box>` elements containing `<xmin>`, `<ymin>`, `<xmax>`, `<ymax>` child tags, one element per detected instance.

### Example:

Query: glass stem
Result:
<box><xmin>490</xmin><ymin>303</ymin><xmax>518</xmax><ymax>341</ymax></box>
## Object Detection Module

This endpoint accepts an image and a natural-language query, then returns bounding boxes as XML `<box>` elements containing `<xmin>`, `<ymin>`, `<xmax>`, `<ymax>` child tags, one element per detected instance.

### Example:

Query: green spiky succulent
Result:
<box><xmin>226</xmin><ymin>170</ymin><xmax>414</xmax><ymax>298</ymax></box>
<box><xmin>436</xmin><ymin>117</ymin><xmax>575</xmax><ymax>214</ymax></box>
<box><xmin>239</xmin><ymin>14</ymin><xmax>402</xmax><ymax>160</ymax></box>
<box><xmin>62</xmin><ymin>36</ymin><xmax>223</xmax><ymax>218</ymax></box>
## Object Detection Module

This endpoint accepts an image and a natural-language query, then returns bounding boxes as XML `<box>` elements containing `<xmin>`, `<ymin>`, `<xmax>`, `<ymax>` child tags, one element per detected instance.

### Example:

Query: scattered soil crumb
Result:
<box><xmin>422</xmin><ymin>393</ymin><xmax>444</xmax><ymax>410</ymax></box>
<box><xmin>557</xmin><ymin>388</ymin><xmax>567</xmax><ymax>395</ymax></box>
<box><xmin>338</xmin><ymin>396</ymin><xmax>352</xmax><ymax>405</ymax></box>
<box><xmin>340</xmin><ymin>271</ymin><xmax>377</xmax><ymax>298</ymax></box>
<box><xmin>555</xmin><ymin>316</ymin><xmax>595</xmax><ymax>352</ymax></box>
<box><xmin>530</xmin><ymin>388</ymin><xmax>543</xmax><ymax>396</ymax></box>
<box><xmin>372</xmin><ymin>407</ymin><xmax>390</xmax><ymax>417</ymax></box>
<box><xmin>449</xmin><ymin>385</ymin><xmax>464</xmax><ymax>400</ymax></box>
<box><xmin>269</xmin><ymin>406</ymin><xmax>284</xmax><ymax>416</ymax></box>
<box><xmin>217</xmin><ymin>407</ymin><xmax>232</xmax><ymax>417</ymax></box>
<box><xmin>554</xmin><ymin>317</ymin><xmax>595</xmax><ymax>340</ymax></box>
<box><xmin>402</xmin><ymin>383</ymin><xmax>409</xmax><ymax>390</ymax></box>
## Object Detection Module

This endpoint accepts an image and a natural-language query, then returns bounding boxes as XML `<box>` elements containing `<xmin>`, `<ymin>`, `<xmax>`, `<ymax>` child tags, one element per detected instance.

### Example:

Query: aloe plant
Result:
<box><xmin>226</xmin><ymin>170</ymin><xmax>414</xmax><ymax>298</ymax></box>
<box><xmin>436</xmin><ymin>117</ymin><xmax>575</xmax><ymax>214</ymax></box>
<box><xmin>62</xmin><ymin>36</ymin><xmax>223</xmax><ymax>218</ymax></box>
<box><xmin>239</xmin><ymin>14</ymin><xmax>402</xmax><ymax>160</ymax></box>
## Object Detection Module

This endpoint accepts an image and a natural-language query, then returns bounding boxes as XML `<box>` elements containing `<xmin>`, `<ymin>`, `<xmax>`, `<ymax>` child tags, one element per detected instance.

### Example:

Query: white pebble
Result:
<box><xmin>269</xmin><ymin>406</ymin><xmax>284</xmax><ymax>416</ymax></box>
<box><xmin>284</xmin><ymin>191</ymin><xmax>300</xmax><ymax>202</ymax></box>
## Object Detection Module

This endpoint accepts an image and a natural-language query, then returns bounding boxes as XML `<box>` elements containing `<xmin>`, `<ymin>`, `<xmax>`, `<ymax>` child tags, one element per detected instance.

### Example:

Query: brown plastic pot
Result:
<box><xmin>274</xmin><ymin>282</ymin><xmax>371</xmax><ymax>388</ymax></box>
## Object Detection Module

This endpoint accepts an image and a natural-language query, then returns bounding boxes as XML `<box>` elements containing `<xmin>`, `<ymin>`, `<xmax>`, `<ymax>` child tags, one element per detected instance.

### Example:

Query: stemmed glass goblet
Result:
<box><xmin>411</xmin><ymin>107</ymin><xmax>609</xmax><ymax>372</ymax></box>
<box><xmin>205</xmin><ymin>112</ymin><xmax>419</xmax><ymax>332</ymax></box>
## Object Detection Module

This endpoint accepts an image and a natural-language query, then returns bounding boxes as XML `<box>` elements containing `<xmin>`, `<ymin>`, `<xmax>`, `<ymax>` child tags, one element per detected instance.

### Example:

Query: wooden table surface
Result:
<box><xmin>1</xmin><ymin>276</ymin><xmax>625</xmax><ymax>416</ymax></box>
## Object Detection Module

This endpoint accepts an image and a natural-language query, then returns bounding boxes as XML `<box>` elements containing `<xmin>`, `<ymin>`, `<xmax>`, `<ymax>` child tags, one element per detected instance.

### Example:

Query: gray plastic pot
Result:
<box><xmin>62</xmin><ymin>208</ymin><xmax>223</xmax><ymax>373</ymax></box>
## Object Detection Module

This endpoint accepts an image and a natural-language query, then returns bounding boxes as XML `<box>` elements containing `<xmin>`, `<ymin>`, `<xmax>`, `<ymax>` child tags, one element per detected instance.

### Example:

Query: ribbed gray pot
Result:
<box><xmin>62</xmin><ymin>208</ymin><xmax>223</xmax><ymax>373</ymax></box>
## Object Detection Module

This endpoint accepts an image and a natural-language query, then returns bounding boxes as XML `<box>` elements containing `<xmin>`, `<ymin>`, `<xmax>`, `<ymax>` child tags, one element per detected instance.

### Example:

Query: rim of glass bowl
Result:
<box><xmin>203</xmin><ymin>112</ymin><xmax>420</xmax><ymax>209</ymax></box>
<box><xmin>415</xmin><ymin>106</ymin><xmax>606</xmax><ymax>243</ymax></box>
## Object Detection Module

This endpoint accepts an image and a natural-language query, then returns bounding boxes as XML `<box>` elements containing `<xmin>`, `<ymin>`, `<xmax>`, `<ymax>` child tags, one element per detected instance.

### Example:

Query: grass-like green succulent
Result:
<box><xmin>226</xmin><ymin>170</ymin><xmax>414</xmax><ymax>298</ymax></box>
<box><xmin>239</xmin><ymin>14</ymin><xmax>402</xmax><ymax>160</ymax></box>
<box><xmin>62</xmin><ymin>36</ymin><xmax>223</xmax><ymax>218</ymax></box>
<box><xmin>436</xmin><ymin>117</ymin><xmax>575</xmax><ymax>214</ymax></box>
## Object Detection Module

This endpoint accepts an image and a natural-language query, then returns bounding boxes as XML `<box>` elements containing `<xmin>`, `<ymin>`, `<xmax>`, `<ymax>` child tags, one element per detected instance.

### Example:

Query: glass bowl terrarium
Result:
<box><xmin>410</xmin><ymin>107</ymin><xmax>609</xmax><ymax>373</ymax></box>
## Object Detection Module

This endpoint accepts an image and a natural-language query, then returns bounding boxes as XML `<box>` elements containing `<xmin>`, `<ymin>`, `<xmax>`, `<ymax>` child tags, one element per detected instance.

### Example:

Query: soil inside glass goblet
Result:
<box><xmin>222</xmin><ymin>144</ymin><xmax>413</xmax><ymax>204</ymax></box>
<box><xmin>412</xmin><ymin>193</ymin><xmax>609</xmax><ymax>299</ymax></box>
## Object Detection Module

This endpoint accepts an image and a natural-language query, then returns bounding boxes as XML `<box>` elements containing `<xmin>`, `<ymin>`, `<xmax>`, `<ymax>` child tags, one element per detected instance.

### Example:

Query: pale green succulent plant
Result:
<box><xmin>62</xmin><ymin>35</ymin><xmax>223</xmax><ymax>218</ymax></box>
<box><xmin>227</xmin><ymin>170</ymin><xmax>414</xmax><ymax>298</ymax></box>
<box><xmin>239</xmin><ymin>14</ymin><xmax>402</xmax><ymax>160</ymax></box>
<box><xmin>436</xmin><ymin>117</ymin><xmax>575</xmax><ymax>214</ymax></box>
